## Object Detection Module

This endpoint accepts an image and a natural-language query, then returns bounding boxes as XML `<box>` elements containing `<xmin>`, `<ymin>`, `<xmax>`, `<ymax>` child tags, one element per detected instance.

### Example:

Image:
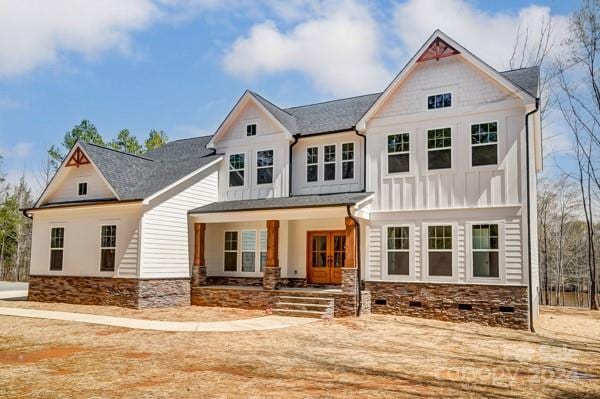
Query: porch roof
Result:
<box><xmin>188</xmin><ymin>192</ymin><xmax>373</xmax><ymax>214</ymax></box>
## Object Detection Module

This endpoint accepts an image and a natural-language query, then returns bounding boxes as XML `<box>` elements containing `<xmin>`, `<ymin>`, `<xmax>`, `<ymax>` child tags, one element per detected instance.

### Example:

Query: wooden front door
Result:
<box><xmin>307</xmin><ymin>231</ymin><xmax>345</xmax><ymax>285</ymax></box>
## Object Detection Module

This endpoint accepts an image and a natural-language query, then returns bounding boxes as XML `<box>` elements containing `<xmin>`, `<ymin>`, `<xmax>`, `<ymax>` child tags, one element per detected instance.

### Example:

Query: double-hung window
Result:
<box><xmin>427</xmin><ymin>93</ymin><xmax>452</xmax><ymax>110</ymax></box>
<box><xmin>241</xmin><ymin>231</ymin><xmax>257</xmax><ymax>272</ymax></box>
<box><xmin>428</xmin><ymin>225</ymin><xmax>453</xmax><ymax>277</ymax></box>
<box><xmin>50</xmin><ymin>227</ymin><xmax>64</xmax><ymax>271</ymax></box>
<box><xmin>387</xmin><ymin>227</ymin><xmax>409</xmax><ymax>275</ymax></box>
<box><xmin>342</xmin><ymin>143</ymin><xmax>354</xmax><ymax>180</ymax></box>
<box><xmin>246</xmin><ymin>123</ymin><xmax>256</xmax><ymax>136</ymax></box>
<box><xmin>471</xmin><ymin>122</ymin><xmax>498</xmax><ymax>166</ymax></box>
<box><xmin>472</xmin><ymin>224</ymin><xmax>499</xmax><ymax>278</ymax></box>
<box><xmin>256</xmin><ymin>150</ymin><xmax>273</xmax><ymax>185</ymax></box>
<box><xmin>324</xmin><ymin>145</ymin><xmax>336</xmax><ymax>181</ymax></box>
<box><xmin>387</xmin><ymin>133</ymin><xmax>410</xmax><ymax>173</ymax></box>
<box><xmin>229</xmin><ymin>153</ymin><xmax>245</xmax><ymax>187</ymax></box>
<box><xmin>427</xmin><ymin>128</ymin><xmax>452</xmax><ymax>170</ymax></box>
<box><xmin>100</xmin><ymin>225</ymin><xmax>116</xmax><ymax>272</ymax></box>
<box><xmin>306</xmin><ymin>147</ymin><xmax>318</xmax><ymax>182</ymax></box>
<box><xmin>224</xmin><ymin>232</ymin><xmax>238</xmax><ymax>271</ymax></box>
<box><xmin>78</xmin><ymin>182</ymin><xmax>87</xmax><ymax>196</ymax></box>
<box><xmin>259</xmin><ymin>230</ymin><xmax>267</xmax><ymax>271</ymax></box>
<box><xmin>224</xmin><ymin>230</ymin><xmax>267</xmax><ymax>273</ymax></box>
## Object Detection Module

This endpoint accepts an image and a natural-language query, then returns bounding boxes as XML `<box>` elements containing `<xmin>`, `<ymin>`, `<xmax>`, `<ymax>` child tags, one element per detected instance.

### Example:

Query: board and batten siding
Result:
<box><xmin>140</xmin><ymin>167</ymin><xmax>218</xmax><ymax>278</ymax></box>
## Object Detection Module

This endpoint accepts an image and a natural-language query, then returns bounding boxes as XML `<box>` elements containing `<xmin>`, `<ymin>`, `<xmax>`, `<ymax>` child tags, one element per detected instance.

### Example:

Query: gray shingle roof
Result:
<box><xmin>189</xmin><ymin>192</ymin><xmax>373</xmax><ymax>214</ymax></box>
<box><xmin>78</xmin><ymin>136</ymin><xmax>220</xmax><ymax>201</ymax></box>
<box><xmin>500</xmin><ymin>66</ymin><xmax>540</xmax><ymax>97</ymax></box>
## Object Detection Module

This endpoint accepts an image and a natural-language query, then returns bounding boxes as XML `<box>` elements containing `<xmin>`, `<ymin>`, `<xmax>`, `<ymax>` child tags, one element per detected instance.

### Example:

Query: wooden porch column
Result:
<box><xmin>263</xmin><ymin>220</ymin><xmax>280</xmax><ymax>290</ymax></box>
<box><xmin>192</xmin><ymin>223</ymin><xmax>207</xmax><ymax>287</ymax></box>
<box><xmin>342</xmin><ymin>216</ymin><xmax>358</xmax><ymax>295</ymax></box>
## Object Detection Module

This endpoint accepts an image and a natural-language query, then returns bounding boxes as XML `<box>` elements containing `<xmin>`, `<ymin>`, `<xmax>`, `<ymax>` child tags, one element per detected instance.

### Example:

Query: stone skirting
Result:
<box><xmin>206</xmin><ymin>276</ymin><xmax>307</xmax><ymax>288</ymax></box>
<box><xmin>341</xmin><ymin>268</ymin><xmax>358</xmax><ymax>294</ymax></box>
<box><xmin>262</xmin><ymin>267</ymin><xmax>281</xmax><ymax>290</ymax></box>
<box><xmin>365</xmin><ymin>281</ymin><xmax>529</xmax><ymax>330</ymax></box>
<box><xmin>28</xmin><ymin>275</ymin><xmax>190</xmax><ymax>309</ymax></box>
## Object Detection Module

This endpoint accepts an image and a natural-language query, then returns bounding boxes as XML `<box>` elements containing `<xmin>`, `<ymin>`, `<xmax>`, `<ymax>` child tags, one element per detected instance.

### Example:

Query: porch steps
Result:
<box><xmin>272</xmin><ymin>295</ymin><xmax>334</xmax><ymax>319</ymax></box>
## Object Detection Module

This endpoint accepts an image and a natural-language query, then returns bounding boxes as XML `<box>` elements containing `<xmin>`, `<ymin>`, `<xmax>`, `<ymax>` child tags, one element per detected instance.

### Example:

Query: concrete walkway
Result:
<box><xmin>0</xmin><ymin>306</ymin><xmax>317</xmax><ymax>332</ymax></box>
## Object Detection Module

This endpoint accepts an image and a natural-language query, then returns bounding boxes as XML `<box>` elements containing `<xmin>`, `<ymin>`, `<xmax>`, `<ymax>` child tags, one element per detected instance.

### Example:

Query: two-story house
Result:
<box><xmin>24</xmin><ymin>30</ymin><xmax>541</xmax><ymax>330</ymax></box>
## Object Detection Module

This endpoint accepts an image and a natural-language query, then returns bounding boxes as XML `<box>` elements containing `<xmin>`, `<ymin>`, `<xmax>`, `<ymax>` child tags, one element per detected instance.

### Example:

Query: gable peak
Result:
<box><xmin>417</xmin><ymin>36</ymin><xmax>460</xmax><ymax>63</ymax></box>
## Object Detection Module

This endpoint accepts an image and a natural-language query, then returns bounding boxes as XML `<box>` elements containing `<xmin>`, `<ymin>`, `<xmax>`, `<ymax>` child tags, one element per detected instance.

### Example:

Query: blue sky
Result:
<box><xmin>0</xmin><ymin>0</ymin><xmax>579</xmax><ymax>192</ymax></box>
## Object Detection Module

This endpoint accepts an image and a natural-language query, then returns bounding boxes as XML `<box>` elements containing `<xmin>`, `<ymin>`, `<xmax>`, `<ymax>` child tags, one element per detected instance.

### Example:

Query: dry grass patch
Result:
<box><xmin>0</xmin><ymin>306</ymin><xmax>599</xmax><ymax>398</ymax></box>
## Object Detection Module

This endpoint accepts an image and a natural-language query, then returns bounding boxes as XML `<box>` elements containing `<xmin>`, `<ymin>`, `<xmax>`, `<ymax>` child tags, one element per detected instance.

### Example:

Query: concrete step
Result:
<box><xmin>272</xmin><ymin>309</ymin><xmax>327</xmax><ymax>319</ymax></box>
<box><xmin>277</xmin><ymin>296</ymin><xmax>334</xmax><ymax>305</ymax></box>
<box><xmin>274</xmin><ymin>302</ymin><xmax>331</xmax><ymax>312</ymax></box>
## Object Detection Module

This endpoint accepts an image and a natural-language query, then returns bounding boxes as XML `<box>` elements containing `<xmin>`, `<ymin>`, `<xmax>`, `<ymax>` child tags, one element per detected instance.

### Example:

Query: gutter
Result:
<box><xmin>525</xmin><ymin>98</ymin><xmax>539</xmax><ymax>333</ymax></box>
<box><xmin>288</xmin><ymin>134</ymin><xmax>300</xmax><ymax>196</ymax></box>
<box><xmin>346</xmin><ymin>205</ymin><xmax>362</xmax><ymax>316</ymax></box>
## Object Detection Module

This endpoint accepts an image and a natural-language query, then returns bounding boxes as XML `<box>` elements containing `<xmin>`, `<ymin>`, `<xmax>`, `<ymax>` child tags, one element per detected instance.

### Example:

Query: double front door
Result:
<box><xmin>307</xmin><ymin>231</ymin><xmax>345</xmax><ymax>285</ymax></box>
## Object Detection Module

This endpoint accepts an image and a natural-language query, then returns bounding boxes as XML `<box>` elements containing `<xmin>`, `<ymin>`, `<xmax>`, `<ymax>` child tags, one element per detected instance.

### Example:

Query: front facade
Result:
<box><xmin>25</xmin><ymin>31</ymin><xmax>542</xmax><ymax>330</ymax></box>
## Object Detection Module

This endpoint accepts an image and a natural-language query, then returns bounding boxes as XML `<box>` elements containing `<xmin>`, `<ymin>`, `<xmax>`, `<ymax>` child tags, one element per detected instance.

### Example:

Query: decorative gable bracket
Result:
<box><xmin>66</xmin><ymin>147</ymin><xmax>90</xmax><ymax>167</ymax></box>
<box><xmin>417</xmin><ymin>37</ymin><xmax>460</xmax><ymax>62</ymax></box>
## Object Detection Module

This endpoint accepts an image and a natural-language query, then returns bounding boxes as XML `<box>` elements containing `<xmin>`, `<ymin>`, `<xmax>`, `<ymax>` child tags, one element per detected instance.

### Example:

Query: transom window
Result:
<box><xmin>324</xmin><ymin>145</ymin><xmax>336</xmax><ymax>181</ymax></box>
<box><xmin>50</xmin><ymin>227</ymin><xmax>64</xmax><ymax>271</ymax></box>
<box><xmin>387</xmin><ymin>133</ymin><xmax>410</xmax><ymax>173</ymax></box>
<box><xmin>471</xmin><ymin>122</ymin><xmax>498</xmax><ymax>166</ymax></box>
<box><xmin>342</xmin><ymin>143</ymin><xmax>354</xmax><ymax>180</ymax></box>
<box><xmin>224</xmin><ymin>230</ymin><xmax>267</xmax><ymax>273</ymax></box>
<box><xmin>428</xmin><ymin>225</ymin><xmax>453</xmax><ymax>277</ymax></box>
<box><xmin>306</xmin><ymin>147</ymin><xmax>318</xmax><ymax>183</ymax></box>
<box><xmin>100</xmin><ymin>225</ymin><xmax>116</xmax><ymax>272</ymax></box>
<box><xmin>256</xmin><ymin>150</ymin><xmax>273</xmax><ymax>185</ymax></box>
<box><xmin>427</xmin><ymin>128</ymin><xmax>452</xmax><ymax>170</ymax></box>
<box><xmin>229</xmin><ymin>153</ymin><xmax>245</xmax><ymax>187</ymax></box>
<box><xmin>246</xmin><ymin>123</ymin><xmax>256</xmax><ymax>136</ymax></box>
<box><xmin>427</xmin><ymin>93</ymin><xmax>452</xmax><ymax>110</ymax></box>
<box><xmin>472</xmin><ymin>224</ymin><xmax>499</xmax><ymax>278</ymax></box>
<box><xmin>387</xmin><ymin>226</ymin><xmax>409</xmax><ymax>275</ymax></box>
<box><xmin>78</xmin><ymin>182</ymin><xmax>87</xmax><ymax>196</ymax></box>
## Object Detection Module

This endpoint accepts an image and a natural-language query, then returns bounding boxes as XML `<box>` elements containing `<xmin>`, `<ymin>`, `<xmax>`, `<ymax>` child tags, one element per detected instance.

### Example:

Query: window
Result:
<box><xmin>256</xmin><ymin>150</ymin><xmax>273</xmax><ymax>185</ymax></box>
<box><xmin>229</xmin><ymin>153</ymin><xmax>245</xmax><ymax>187</ymax></box>
<box><xmin>50</xmin><ymin>227</ymin><xmax>64</xmax><ymax>271</ymax></box>
<box><xmin>427</xmin><ymin>93</ymin><xmax>452</xmax><ymax>110</ymax></box>
<box><xmin>324</xmin><ymin>145</ymin><xmax>336</xmax><ymax>181</ymax></box>
<box><xmin>241</xmin><ymin>231</ymin><xmax>256</xmax><ymax>272</ymax></box>
<box><xmin>78</xmin><ymin>182</ymin><xmax>87</xmax><ymax>196</ymax></box>
<box><xmin>428</xmin><ymin>225</ymin><xmax>453</xmax><ymax>276</ymax></box>
<box><xmin>471</xmin><ymin>122</ymin><xmax>498</xmax><ymax>166</ymax></box>
<box><xmin>472</xmin><ymin>224</ymin><xmax>499</xmax><ymax>278</ymax></box>
<box><xmin>342</xmin><ymin>143</ymin><xmax>354</xmax><ymax>179</ymax></box>
<box><xmin>387</xmin><ymin>133</ymin><xmax>410</xmax><ymax>173</ymax></box>
<box><xmin>427</xmin><ymin>128</ymin><xmax>452</xmax><ymax>170</ymax></box>
<box><xmin>246</xmin><ymin>123</ymin><xmax>256</xmax><ymax>136</ymax></box>
<box><xmin>259</xmin><ymin>230</ymin><xmax>267</xmax><ymax>272</ymax></box>
<box><xmin>100</xmin><ymin>225</ymin><xmax>116</xmax><ymax>272</ymax></box>
<box><xmin>306</xmin><ymin>147</ymin><xmax>318</xmax><ymax>182</ymax></box>
<box><xmin>387</xmin><ymin>226</ymin><xmax>409</xmax><ymax>275</ymax></box>
<box><xmin>224</xmin><ymin>231</ymin><xmax>238</xmax><ymax>271</ymax></box>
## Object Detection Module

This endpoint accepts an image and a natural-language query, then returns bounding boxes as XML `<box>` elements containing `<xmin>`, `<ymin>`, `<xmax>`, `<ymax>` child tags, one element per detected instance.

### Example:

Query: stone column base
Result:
<box><xmin>191</xmin><ymin>265</ymin><xmax>207</xmax><ymax>287</ymax></box>
<box><xmin>341</xmin><ymin>267</ymin><xmax>358</xmax><ymax>294</ymax></box>
<box><xmin>263</xmin><ymin>267</ymin><xmax>281</xmax><ymax>290</ymax></box>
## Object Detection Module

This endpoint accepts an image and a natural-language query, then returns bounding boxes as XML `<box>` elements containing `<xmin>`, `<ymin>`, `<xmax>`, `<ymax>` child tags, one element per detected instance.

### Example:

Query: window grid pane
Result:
<box><xmin>428</xmin><ymin>226</ymin><xmax>452</xmax><ymax>250</ymax></box>
<box><xmin>387</xmin><ymin>227</ymin><xmax>409</xmax><ymax>250</ymax></box>
<box><xmin>472</xmin><ymin>224</ymin><xmax>499</xmax><ymax>250</ymax></box>
<box><xmin>342</xmin><ymin>143</ymin><xmax>354</xmax><ymax>160</ymax></box>
<box><xmin>342</xmin><ymin>143</ymin><xmax>354</xmax><ymax>179</ymax></box>
<box><xmin>51</xmin><ymin>227</ymin><xmax>64</xmax><ymax>249</ymax></box>
<box><xmin>427</xmin><ymin>93</ymin><xmax>452</xmax><ymax>109</ymax></box>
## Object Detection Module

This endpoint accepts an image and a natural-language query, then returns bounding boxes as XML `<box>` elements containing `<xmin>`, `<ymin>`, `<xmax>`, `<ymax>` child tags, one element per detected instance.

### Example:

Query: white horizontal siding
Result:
<box><xmin>367</xmin><ymin>227</ymin><xmax>382</xmax><ymax>280</ymax></box>
<box><xmin>118</xmin><ymin>228</ymin><xmax>138</xmax><ymax>277</ymax></box>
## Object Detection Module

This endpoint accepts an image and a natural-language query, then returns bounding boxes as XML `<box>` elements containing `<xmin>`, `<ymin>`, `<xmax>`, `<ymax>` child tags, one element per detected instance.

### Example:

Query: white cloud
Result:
<box><xmin>392</xmin><ymin>0</ymin><xmax>570</xmax><ymax>70</ymax></box>
<box><xmin>222</xmin><ymin>0</ymin><xmax>392</xmax><ymax>97</ymax></box>
<box><xmin>0</xmin><ymin>0</ymin><xmax>160</xmax><ymax>77</ymax></box>
<box><xmin>0</xmin><ymin>141</ymin><xmax>33</xmax><ymax>159</ymax></box>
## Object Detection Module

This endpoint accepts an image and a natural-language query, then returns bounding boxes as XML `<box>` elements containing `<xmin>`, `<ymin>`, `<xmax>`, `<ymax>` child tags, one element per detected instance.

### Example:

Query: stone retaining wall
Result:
<box><xmin>28</xmin><ymin>275</ymin><xmax>190</xmax><ymax>309</ymax></box>
<box><xmin>365</xmin><ymin>281</ymin><xmax>528</xmax><ymax>330</ymax></box>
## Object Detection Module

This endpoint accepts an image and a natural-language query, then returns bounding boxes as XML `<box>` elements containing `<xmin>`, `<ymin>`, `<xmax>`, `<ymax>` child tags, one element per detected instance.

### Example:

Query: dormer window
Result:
<box><xmin>246</xmin><ymin>124</ymin><xmax>257</xmax><ymax>136</ymax></box>
<box><xmin>78</xmin><ymin>182</ymin><xmax>88</xmax><ymax>196</ymax></box>
<box><xmin>427</xmin><ymin>93</ymin><xmax>451</xmax><ymax>110</ymax></box>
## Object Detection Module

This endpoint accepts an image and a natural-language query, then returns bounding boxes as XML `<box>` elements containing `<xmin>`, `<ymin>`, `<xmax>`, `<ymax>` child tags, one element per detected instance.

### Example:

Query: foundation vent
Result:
<box><xmin>375</xmin><ymin>298</ymin><xmax>387</xmax><ymax>305</ymax></box>
<box><xmin>499</xmin><ymin>306</ymin><xmax>515</xmax><ymax>313</ymax></box>
<box><xmin>409</xmin><ymin>301</ymin><xmax>422</xmax><ymax>308</ymax></box>
<box><xmin>458</xmin><ymin>303</ymin><xmax>473</xmax><ymax>311</ymax></box>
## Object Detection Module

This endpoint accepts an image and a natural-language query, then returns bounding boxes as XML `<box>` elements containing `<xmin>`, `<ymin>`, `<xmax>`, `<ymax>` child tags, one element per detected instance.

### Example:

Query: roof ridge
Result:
<box><xmin>81</xmin><ymin>141</ymin><xmax>155</xmax><ymax>162</ymax></box>
<box><xmin>284</xmin><ymin>92</ymin><xmax>382</xmax><ymax>110</ymax></box>
<box><xmin>161</xmin><ymin>135</ymin><xmax>214</xmax><ymax>144</ymax></box>
<box><xmin>249</xmin><ymin>90</ymin><xmax>294</xmax><ymax>117</ymax></box>
<box><xmin>500</xmin><ymin>65</ymin><xmax>540</xmax><ymax>73</ymax></box>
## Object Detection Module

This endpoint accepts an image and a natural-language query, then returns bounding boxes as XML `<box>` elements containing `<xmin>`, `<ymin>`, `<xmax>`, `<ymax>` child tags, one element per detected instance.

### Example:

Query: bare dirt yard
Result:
<box><xmin>0</xmin><ymin>303</ymin><xmax>598</xmax><ymax>398</ymax></box>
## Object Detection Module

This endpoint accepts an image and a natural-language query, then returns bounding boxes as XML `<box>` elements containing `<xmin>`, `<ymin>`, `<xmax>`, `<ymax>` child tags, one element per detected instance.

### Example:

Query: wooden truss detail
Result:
<box><xmin>417</xmin><ymin>37</ymin><xmax>460</xmax><ymax>62</ymax></box>
<box><xmin>66</xmin><ymin>147</ymin><xmax>90</xmax><ymax>167</ymax></box>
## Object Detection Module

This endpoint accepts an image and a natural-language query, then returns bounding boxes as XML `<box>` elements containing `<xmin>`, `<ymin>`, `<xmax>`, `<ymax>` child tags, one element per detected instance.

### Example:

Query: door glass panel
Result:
<box><xmin>333</xmin><ymin>235</ymin><xmax>345</xmax><ymax>268</ymax></box>
<box><xmin>312</xmin><ymin>236</ymin><xmax>327</xmax><ymax>268</ymax></box>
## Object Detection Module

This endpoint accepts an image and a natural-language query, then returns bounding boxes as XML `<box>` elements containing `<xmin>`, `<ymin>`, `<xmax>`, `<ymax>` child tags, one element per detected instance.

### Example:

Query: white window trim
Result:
<box><xmin>422</xmin><ymin>222</ymin><xmax>458</xmax><ymax>282</ymax></box>
<box><xmin>227</xmin><ymin>152</ymin><xmax>247</xmax><ymax>190</ymax></box>
<box><xmin>323</xmin><ymin>143</ymin><xmax>337</xmax><ymax>182</ymax></box>
<box><xmin>77</xmin><ymin>181</ymin><xmax>88</xmax><ymax>197</ymax></box>
<box><xmin>382</xmin><ymin>224</ymin><xmax>414</xmax><ymax>281</ymax></box>
<box><xmin>466</xmin><ymin>220</ymin><xmax>505</xmax><ymax>283</ymax></box>
<box><xmin>222</xmin><ymin>229</ymin><xmax>266</xmax><ymax>277</ymax></box>
<box><xmin>425</xmin><ymin>126</ymin><xmax>454</xmax><ymax>173</ymax></box>
<box><xmin>98</xmin><ymin>220</ymin><xmax>119</xmax><ymax>275</ymax></box>
<box><xmin>385</xmin><ymin>132</ymin><xmax>411</xmax><ymax>176</ymax></box>
<box><xmin>426</xmin><ymin>90</ymin><xmax>454</xmax><ymax>111</ymax></box>
<box><xmin>470</xmin><ymin>120</ymin><xmax>500</xmax><ymax>169</ymax></box>
<box><xmin>305</xmin><ymin>146</ymin><xmax>319</xmax><ymax>184</ymax></box>
<box><xmin>246</xmin><ymin>122</ymin><xmax>257</xmax><ymax>137</ymax></box>
<box><xmin>49</xmin><ymin>224</ymin><xmax>66</xmax><ymax>273</ymax></box>
<box><xmin>256</xmin><ymin>148</ymin><xmax>274</xmax><ymax>186</ymax></box>
<box><xmin>341</xmin><ymin>141</ymin><xmax>356</xmax><ymax>180</ymax></box>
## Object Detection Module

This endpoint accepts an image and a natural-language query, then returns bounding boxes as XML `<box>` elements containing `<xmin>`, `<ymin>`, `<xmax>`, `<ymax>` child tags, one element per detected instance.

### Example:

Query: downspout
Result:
<box><xmin>354</xmin><ymin>128</ymin><xmax>367</xmax><ymax>192</ymax></box>
<box><xmin>525</xmin><ymin>98</ymin><xmax>539</xmax><ymax>333</ymax></box>
<box><xmin>288</xmin><ymin>134</ymin><xmax>301</xmax><ymax>197</ymax></box>
<box><xmin>347</xmin><ymin>205</ymin><xmax>362</xmax><ymax>316</ymax></box>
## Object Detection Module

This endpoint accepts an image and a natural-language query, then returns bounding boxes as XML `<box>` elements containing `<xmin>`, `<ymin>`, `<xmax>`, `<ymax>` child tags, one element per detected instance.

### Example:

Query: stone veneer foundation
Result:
<box><xmin>365</xmin><ymin>281</ymin><xmax>529</xmax><ymax>330</ymax></box>
<box><xmin>28</xmin><ymin>275</ymin><xmax>190</xmax><ymax>308</ymax></box>
<box><xmin>206</xmin><ymin>276</ymin><xmax>308</xmax><ymax>288</ymax></box>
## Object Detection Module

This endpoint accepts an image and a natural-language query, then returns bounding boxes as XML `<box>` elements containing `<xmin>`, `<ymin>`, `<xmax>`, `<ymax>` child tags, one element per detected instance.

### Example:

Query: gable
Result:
<box><xmin>41</xmin><ymin>161</ymin><xmax>116</xmax><ymax>205</ymax></box>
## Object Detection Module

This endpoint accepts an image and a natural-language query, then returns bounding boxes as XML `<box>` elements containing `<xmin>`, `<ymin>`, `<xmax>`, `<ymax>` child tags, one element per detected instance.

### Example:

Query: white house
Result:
<box><xmin>25</xmin><ymin>30</ymin><xmax>541</xmax><ymax>330</ymax></box>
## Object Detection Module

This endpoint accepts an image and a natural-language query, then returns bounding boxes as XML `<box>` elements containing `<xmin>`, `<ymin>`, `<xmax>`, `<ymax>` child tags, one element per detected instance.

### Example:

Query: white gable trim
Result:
<box><xmin>207</xmin><ymin>91</ymin><xmax>293</xmax><ymax>148</ymax></box>
<box><xmin>34</xmin><ymin>143</ymin><xmax>120</xmax><ymax>208</ymax></box>
<box><xmin>356</xmin><ymin>30</ymin><xmax>536</xmax><ymax>131</ymax></box>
